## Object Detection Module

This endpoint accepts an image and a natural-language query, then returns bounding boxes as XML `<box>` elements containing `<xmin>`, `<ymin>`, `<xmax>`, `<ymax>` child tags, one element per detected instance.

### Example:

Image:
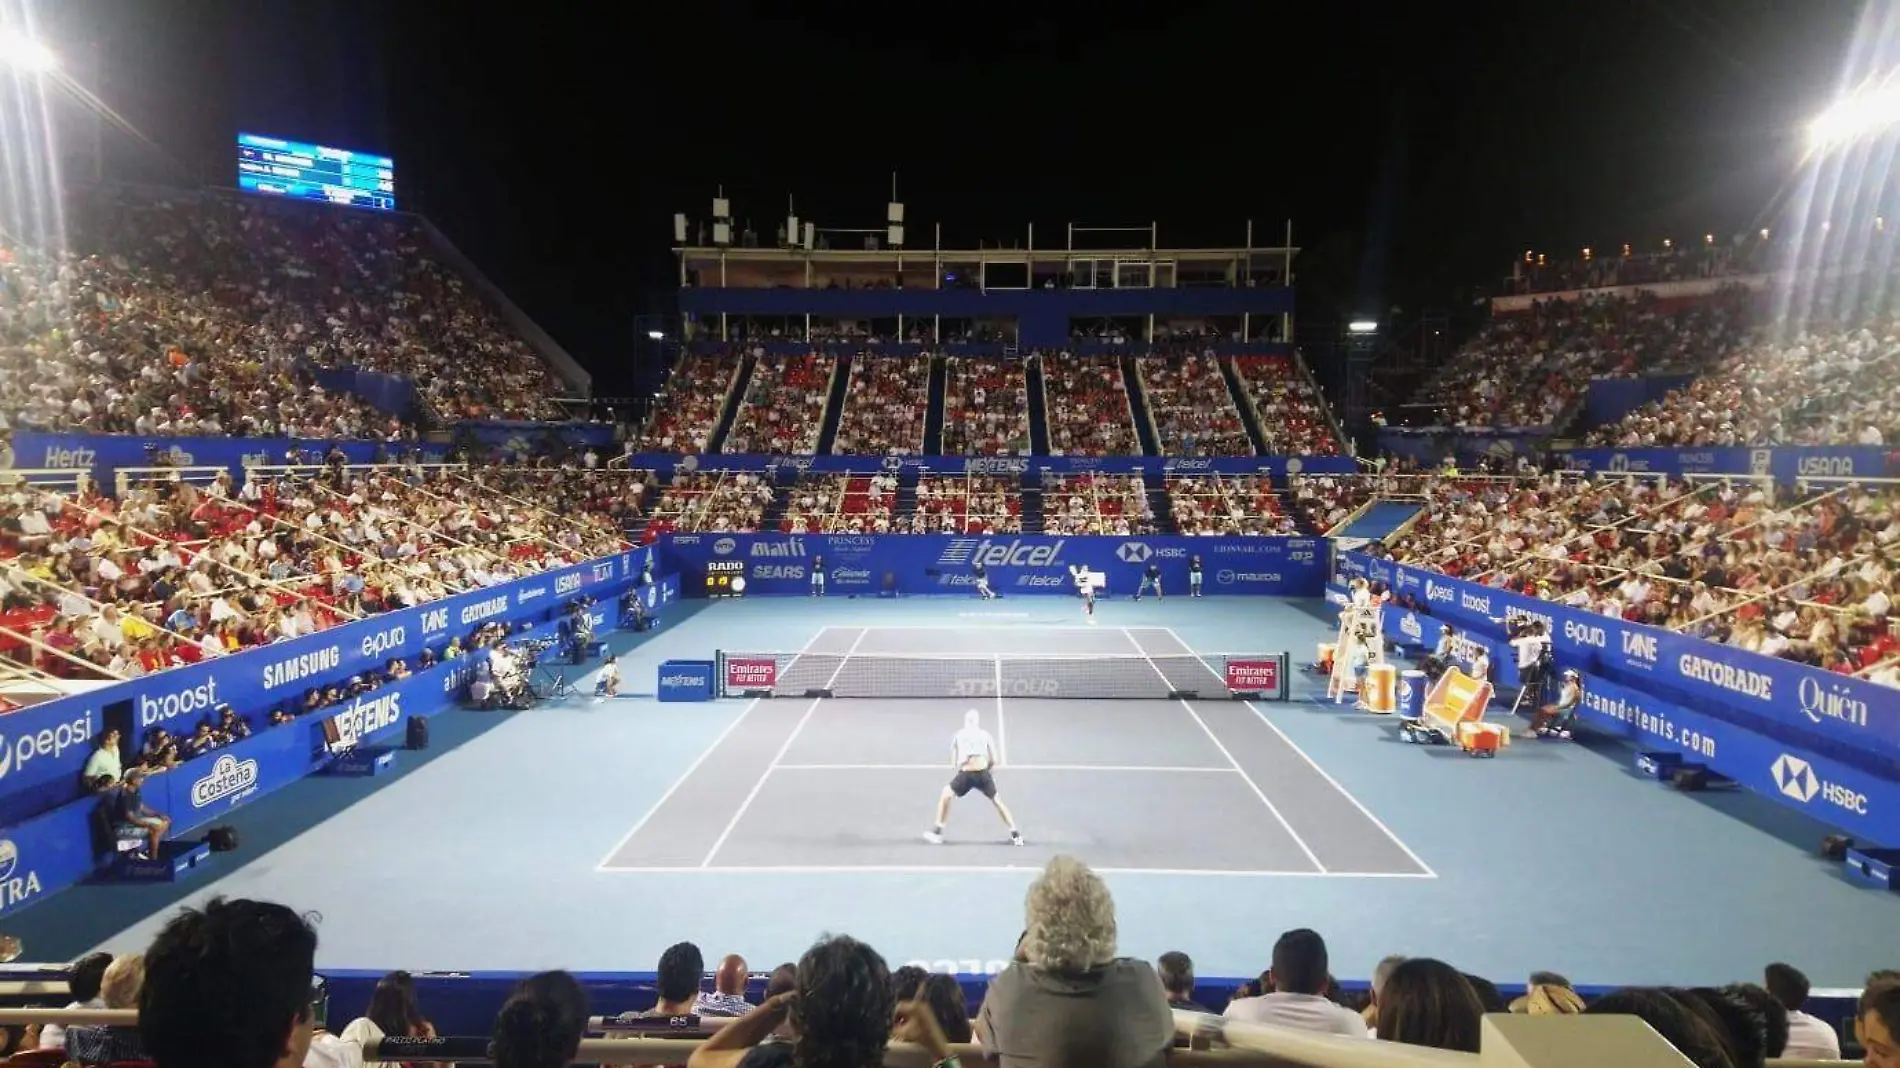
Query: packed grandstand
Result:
<box><xmin>1</xmin><ymin>174</ymin><xmax>1897</xmax><ymax>1068</ymax></box>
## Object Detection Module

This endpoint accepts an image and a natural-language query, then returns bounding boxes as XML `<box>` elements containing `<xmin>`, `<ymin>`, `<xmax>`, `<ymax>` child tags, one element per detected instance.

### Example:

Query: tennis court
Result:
<box><xmin>597</xmin><ymin>625</ymin><xmax>1431</xmax><ymax>877</ymax></box>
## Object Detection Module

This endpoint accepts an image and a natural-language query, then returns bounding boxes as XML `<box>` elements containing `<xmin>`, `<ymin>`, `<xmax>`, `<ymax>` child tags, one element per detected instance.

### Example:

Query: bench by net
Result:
<box><xmin>714</xmin><ymin>651</ymin><xmax>1291</xmax><ymax>700</ymax></box>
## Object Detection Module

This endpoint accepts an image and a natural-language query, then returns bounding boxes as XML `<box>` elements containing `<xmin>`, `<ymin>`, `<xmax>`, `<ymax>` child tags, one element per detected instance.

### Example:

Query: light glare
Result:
<box><xmin>0</xmin><ymin>31</ymin><xmax>56</xmax><ymax>72</ymax></box>
<box><xmin>1807</xmin><ymin>84</ymin><xmax>1900</xmax><ymax>153</ymax></box>
<box><xmin>1347</xmin><ymin>320</ymin><xmax>1378</xmax><ymax>334</ymax></box>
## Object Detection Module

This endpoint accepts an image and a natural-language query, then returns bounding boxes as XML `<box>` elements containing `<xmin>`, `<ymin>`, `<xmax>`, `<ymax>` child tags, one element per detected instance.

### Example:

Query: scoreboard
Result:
<box><xmin>705</xmin><ymin>560</ymin><xmax>746</xmax><ymax>598</ymax></box>
<box><xmin>237</xmin><ymin>133</ymin><xmax>395</xmax><ymax>212</ymax></box>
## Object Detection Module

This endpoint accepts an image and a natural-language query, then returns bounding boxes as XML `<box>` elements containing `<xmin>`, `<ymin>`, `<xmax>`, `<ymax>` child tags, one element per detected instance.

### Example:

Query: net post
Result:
<box><xmin>714</xmin><ymin>651</ymin><xmax>726</xmax><ymax>698</ymax></box>
<box><xmin>1280</xmin><ymin>651</ymin><xmax>1292</xmax><ymax>701</ymax></box>
<box><xmin>993</xmin><ymin>655</ymin><xmax>1003</xmax><ymax>700</ymax></box>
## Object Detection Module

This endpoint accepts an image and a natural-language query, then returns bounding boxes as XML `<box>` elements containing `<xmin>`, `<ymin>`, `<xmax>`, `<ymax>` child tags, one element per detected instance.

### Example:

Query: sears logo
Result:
<box><xmin>1771</xmin><ymin>754</ymin><xmax>1868</xmax><ymax>814</ymax></box>
<box><xmin>141</xmin><ymin>678</ymin><xmax>223</xmax><ymax>725</ymax></box>
<box><xmin>556</xmin><ymin>573</ymin><xmax>584</xmax><ymax>595</ymax></box>
<box><xmin>1398</xmin><ymin>614</ymin><xmax>1423</xmax><ymax>641</ymax></box>
<box><xmin>1797</xmin><ymin>455</ymin><xmax>1855</xmax><ymax>478</ymax></box>
<box><xmin>0</xmin><ymin>839</ymin><xmax>43</xmax><ymax>909</ymax></box>
<box><xmin>1677</xmin><ymin>654</ymin><xmax>1772</xmax><ymax>700</ymax></box>
<box><xmin>41</xmin><ymin>446</ymin><xmax>96</xmax><ymax>469</ymax></box>
<box><xmin>1424</xmin><ymin>580</ymin><xmax>1455</xmax><ymax>605</ymax></box>
<box><xmin>420</xmin><ymin>607</ymin><xmax>450</xmax><ymax>634</ymax></box>
<box><xmin>713</xmin><ymin>537</ymin><xmax>737</xmax><ymax>556</ymax></box>
<box><xmin>459</xmin><ymin>595</ymin><xmax>510</xmax><ymax>626</ymax></box>
<box><xmin>360</xmin><ymin>626</ymin><xmax>406</xmax><ymax>660</ymax></box>
<box><xmin>1116</xmin><ymin>542</ymin><xmax>1153</xmax><ymax>563</ymax></box>
<box><xmin>0</xmin><ymin>709</ymin><xmax>97</xmax><ymax>778</ymax></box>
<box><xmin>1622</xmin><ymin>631</ymin><xmax>1658</xmax><ymax>664</ymax></box>
<box><xmin>190</xmin><ymin>753</ymin><xmax>260</xmax><ymax>808</ymax></box>
<box><xmin>752</xmin><ymin>539</ymin><xmax>807</xmax><ymax>559</ymax></box>
<box><xmin>1798</xmin><ymin>676</ymin><xmax>1869</xmax><ymax>729</ymax></box>
<box><xmin>1563</xmin><ymin>620</ymin><xmax>1607</xmax><ymax>649</ymax></box>
<box><xmin>754</xmin><ymin>565</ymin><xmax>806</xmax><ymax>580</ymax></box>
<box><xmin>329</xmin><ymin>692</ymin><xmax>402</xmax><ymax>749</ymax></box>
<box><xmin>262</xmin><ymin>648</ymin><xmax>341</xmax><ymax>691</ymax></box>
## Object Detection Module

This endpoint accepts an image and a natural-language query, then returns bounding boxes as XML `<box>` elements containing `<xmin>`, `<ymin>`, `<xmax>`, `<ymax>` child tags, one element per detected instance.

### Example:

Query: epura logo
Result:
<box><xmin>0</xmin><ymin>839</ymin><xmax>43</xmax><ymax>909</ymax></box>
<box><xmin>360</xmin><ymin>626</ymin><xmax>406</xmax><ymax>660</ymax></box>
<box><xmin>1424</xmin><ymin>580</ymin><xmax>1455</xmax><ymax>605</ymax></box>
<box><xmin>1771</xmin><ymin>754</ymin><xmax>1868</xmax><ymax>814</ymax></box>
<box><xmin>0</xmin><ymin>708</ymin><xmax>97</xmax><ymax>777</ymax></box>
<box><xmin>754</xmin><ymin>565</ymin><xmax>805</xmax><ymax>580</ymax></box>
<box><xmin>1677</xmin><ymin>654</ymin><xmax>1772</xmax><ymax>700</ymax></box>
<box><xmin>712</xmin><ymin>537</ymin><xmax>737</xmax><ymax>556</ymax></box>
<box><xmin>141</xmin><ymin>677</ymin><xmax>223</xmax><ymax>726</ymax></box>
<box><xmin>751</xmin><ymin>539</ymin><xmax>807</xmax><ymax>558</ymax></box>
<box><xmin>330</xmin><ymin>692</ymin><xmax>403</xmax><ymax>748</ymax></box>
<box><xmin>459</xmin><ymin>595</ymin><xmax>510</xmax><ymax>626</ymax></box>
<box><xmin>41</xmin><ymin>445</ymin><xmax>96</xmax><ymax>469</ymax></box>
<box><xmin>556</xmin><ymin>573</ymin><xmax>584</xmax><ymax>595</ymax></box>
<box><xmin>190</xmin><ymin>753</ymin><xmax>260</xmax><ymax>808</ymax></box>
<box><xmin>1562</xmin><ymin>619</ymin><xmax>1607</xmax><ymax>649</ymax></box>
<box><xmin>261</xmin><ymin>647</ymin><xmax>342</xmax><ymax>691</ymax></box>
<box><xmin>1798</xmin><ymin>676</ymin><xmax>1870</xmax><ymax>729</ymax></box>
<box><xmin>420</xmin><ymin>607</ymin><xmax>450</xmax><ymax>633</ymax></box>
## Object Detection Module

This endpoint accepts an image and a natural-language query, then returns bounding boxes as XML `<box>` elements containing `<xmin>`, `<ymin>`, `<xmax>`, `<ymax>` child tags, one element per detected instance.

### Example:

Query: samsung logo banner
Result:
<box><xmin>262</xmin><ymin>648</ymin><xmax>341</xmax><ymax>691</ymax></box>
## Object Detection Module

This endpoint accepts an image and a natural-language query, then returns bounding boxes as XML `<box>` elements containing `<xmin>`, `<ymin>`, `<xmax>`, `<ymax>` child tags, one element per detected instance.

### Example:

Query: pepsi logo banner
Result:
<box><xmin>1339</xmin><ymin>553</ymin><xmax>1900</xmax><ymax>765</ymax></box>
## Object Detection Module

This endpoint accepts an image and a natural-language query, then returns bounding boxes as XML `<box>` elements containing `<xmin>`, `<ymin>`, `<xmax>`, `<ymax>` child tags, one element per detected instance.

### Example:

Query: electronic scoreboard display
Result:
<box><xmin>705</xmin><ymin>560</ymin><xmax>746</xmax><ymax>598</ymax></box>
<box><xmin>237</xmin><ymin>133</ymin><xmax>396</xmax><ymax>211</ymax></box>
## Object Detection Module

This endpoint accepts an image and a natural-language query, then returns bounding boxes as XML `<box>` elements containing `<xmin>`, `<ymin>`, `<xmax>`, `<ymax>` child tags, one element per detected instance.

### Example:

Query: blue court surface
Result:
<box><xmin>21</xmin><ymin>595</ymin><xmax>1899</xmax><ymax>987</ymax></box>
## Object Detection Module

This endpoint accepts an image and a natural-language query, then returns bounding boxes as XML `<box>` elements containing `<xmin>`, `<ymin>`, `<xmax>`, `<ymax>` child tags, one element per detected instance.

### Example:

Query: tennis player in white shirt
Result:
<box><xmin>924</xmin><ymin>709</ymin><xmax>1024</xmax><ymax>846</ymax></box>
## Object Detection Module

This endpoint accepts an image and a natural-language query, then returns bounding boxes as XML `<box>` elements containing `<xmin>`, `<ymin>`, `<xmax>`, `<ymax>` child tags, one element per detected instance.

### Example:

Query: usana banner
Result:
<box><xmin>1553</xmin><ymin>445</ymin><xmax>1898</xmax><ymax>482</ymax></box>
<box><xmin>660</xmin><ymin>532</ymin><xmax>1325</xmax><ymax>598</ymax></box>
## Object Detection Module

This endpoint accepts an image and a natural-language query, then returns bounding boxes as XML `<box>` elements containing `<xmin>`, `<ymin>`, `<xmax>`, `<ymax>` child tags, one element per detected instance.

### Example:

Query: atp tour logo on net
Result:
<box><xmin>953</xmin><ymin>676</ymin><xmax>1059</xmax><ymax>698</ymax></box>
<box><xmin>0</xmin><ymin>708</ymin><xmax>97</xmax><ymax>780</ymax></box>
<box><xmin>1771</xmin><ymin>754</ymin><xmax>1868</xmax><ymax>815</ymax></box>
<box><xmin>937</xmin><ymin>538</ymin><xmax>1066</xmax><ymax>568</ymax></box>
<box><xmin>190</xmin><ymin>754</ymin><xmax>260</xmax><ymax>809</ymax></box>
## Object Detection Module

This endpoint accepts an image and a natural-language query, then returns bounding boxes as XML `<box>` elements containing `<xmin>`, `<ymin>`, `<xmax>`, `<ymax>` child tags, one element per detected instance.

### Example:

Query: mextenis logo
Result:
<box><xmin>1424</xmin><ymin>580</ymin><xmax>1455</xmax><ymax>605</ymax></box>
<box><xmin>360</xmin><ymin>626</ymin><xmax>406</xmax><ymax>659</ymax></box>
<box><xmin>964</xmin><ymin>457</ymin><xmax>1028</xmax><ymax>476</ymax></box>
<box><xmin>1771</xmin><ymin>754</ymin><xmax>1868</xmax><ymax>815</ymax></box>
<box><xmin>0</xmin><ymin>839</ymin><xmax>43</xmax><ymax>910</ymax></box>
<box><xmin>330</xmin><ymin>692</ymin><xmax>403</xmax><ymax>749</ymax></box>
<box><xmin>262</xmin><ymin>647</ymin><xmax>341</xmax><ymax>691</ymax></box>
<box><xmin>141</xmin><ymin>677</ymin><xmax>224</xmax><ymax>725</ymax></box>
<box><xmin>661</xmin><ymin>670</ymin><xmax>709</xmax><ymax>687</ymax></box>
<box><xmin>460</xmin><ymin>595</ymin><xmax>510</xmax><ymax>626</ymax></box>
<box><xmin>752</xmin><ymin>539</ymin><xmax>807</xmax><ymax>558</ymax></box>
<box><xmin>190</xmin><ymin>754</ymin><xmax>260</xmax><ymax>808</ymax></box>
<box><xmin>1677</xmin><ymin>654</ymin><xmax>1772</xmax><ymax>701</ymax></box>
<box><xmin>0</xmin><ymin>708</ymin><xmax>96</xmax><ymax>779</ymax></box>
<box><xmin>1798</xmin><ymin>676</ymin><xmax>1869</xmax><ymax>729</ymax></box>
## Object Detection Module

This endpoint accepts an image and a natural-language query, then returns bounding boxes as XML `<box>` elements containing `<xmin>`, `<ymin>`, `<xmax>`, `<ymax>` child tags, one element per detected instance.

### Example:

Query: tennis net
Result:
<box><xmin>714</xmin><ymin>651</ymin><xmax>1291</xmax><ymax>700</ymax></box>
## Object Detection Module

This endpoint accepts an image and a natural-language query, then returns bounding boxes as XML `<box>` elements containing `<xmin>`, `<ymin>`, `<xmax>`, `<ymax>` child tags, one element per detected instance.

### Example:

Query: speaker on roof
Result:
<box><xmin>888</xmin><ymin>225</ymin><xmax>905</xmax><ymax>248</ymax></box>
<box><xmin>712</xmin><ymin>198</ymin><xmax>730</xmax><ymax>220</ymax></box>
<box><xmin>802</xmin><ymin>222</ymin><xmax>815</xmax><ymax>249</ymax></box>
<box><xmin>888</xmin><ymin>202</ymin><xmax>904</xmax><ymax>223</ymax></box>
<box><xmin>786</xmin><ymin>215</ymin><xmax>799</xmax><ymax>248</ymax></box>
<box><xmin>673</xmin><ymin>214</ymin><xmax>687</xmax><ymax>243</ymax></box>
<box><xmin>712</xmin><ymin>222</ymin><xmax>731</xmax><ymax>246</ymax></box>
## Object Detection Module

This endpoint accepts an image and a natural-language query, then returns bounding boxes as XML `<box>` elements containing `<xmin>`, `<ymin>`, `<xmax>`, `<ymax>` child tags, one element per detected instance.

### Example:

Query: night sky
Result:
<box><xmin>36</xmin><ymin>0</ymin><xmax>1865</xmax><ymax>396</ymax></box>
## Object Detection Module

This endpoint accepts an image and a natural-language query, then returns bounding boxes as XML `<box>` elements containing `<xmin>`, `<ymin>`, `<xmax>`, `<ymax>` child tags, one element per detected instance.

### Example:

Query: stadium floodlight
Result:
<box><xmin>0</xmin><ymin>31</ymin><xmax>56</xmax><ymax>73</ymax></box>
<box><xmin>647</xmin><ymin>330</ymin><xmax>664</xmax><ymax>340</ymax></box>
<box><xmin>1347</xmin><ymin>319</ymin><xmax>1378</xmax><ymax>334</ymax></box>
<box><xmin>1807</xmin><ymin>83</ymin><xmax>1900</xmax><ymax>153</ymax></box>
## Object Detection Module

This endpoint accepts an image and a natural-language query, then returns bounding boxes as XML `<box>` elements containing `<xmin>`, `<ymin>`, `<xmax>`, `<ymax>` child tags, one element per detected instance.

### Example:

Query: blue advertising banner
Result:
<box><xmin>306</xmin><ymin>365</ymin><xmax>416</xmax><ymax>417</ymax></box>
<box><xmin>7</xmin><ymin>432</ymin><xmax>448</xmax><ymax>491</ymax></box>
<box><xmin>623</xmin><ymin>453</ymin><xmax>1358</xmax><ymax>479</ymax></box>
<box><xmin>1581</xmin><ymin>375</ymin><xmax>1693</xmax><ymax>430</ymax></box>
<box><xmin>0</xmin><ymin>799</ymin><xmax>104</xmax><ymax>919</ymax></box>
<box><xmin>1376</xmin><ymin>603</ymin><xmax>1518</xmax><ymax>689</ymax></box>
<box><xmin>1554</xmin><ymin>445</ymin><xmax>1899</xmax><ymax>482</ymax></box>
<box><xmin>1337</xmin><ymin>553</ymin><xmax>1900</xmax><ymax>768</ymax></box>
<box><xmin>0</xmin><ymin>551</ymin><xmax>643</xmax><ymax>826</ymax></box>
<box><xmin>662</xmin><ymin>533</ymin><xmax>1324</xmax><ymax>598</ymax></box>
<box><xmin>454</xmin><ymin>422</ymin><xmax>615</xmax><ymax>460</ymax></box>
<box><xmin>685</xmin><ymin>340</ymin><xmax>1299</xmax><ymax>359</ymax></box>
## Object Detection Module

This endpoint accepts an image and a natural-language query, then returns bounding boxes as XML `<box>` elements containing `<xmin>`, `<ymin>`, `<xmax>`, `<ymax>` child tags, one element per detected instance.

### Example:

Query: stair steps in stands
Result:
<box><xmin>1025</xmin><ymin>354</ymin><xmax>1051</xmax><ymax>454</ymax></box>
<box><xmin>813</xmin><ymin>352</ymin><xmax>854</xmax><ymax>455</ymax></box>
<box><xmin>1121</xmin><ymin>355</ymin><xmax>1162</xmax><ymax>456</ymax></box>
<box><xmin>1020</xmin><ymin>470</ymin><xmax>1045</xmax><ymax>533</ymax></box>
<box><xmin>759</xmin><ymin>469</ymin><xmax>797</xmax><ymax>533</ymax></box>
<box><xmin>1331</xmin><ymin>500</ymin><xmax>1424</xmax><ymax>543</ymax></box>
<box><xmin>705</xmin><ymin>351</ymin><xmax>758</xmax><ymax>454</ymax></box>
<box><xmin>923</xmin><ymin>354</ymin><xmax>947</xmax><ymax>456</ymax></box>
<box><xmin>1147</xmin><ymin>481</ymin><xmax>1177</xmax><ymax>534</ymax></box>
<box><xmin>1221</xmin><ymin>356</ymin><xmax>1270</xmax><ymax>456</ymax></box>
<box><xmin>894</xmin><ymin>466</ymin><xmax>922</xmax><ymax>526</ymax></box>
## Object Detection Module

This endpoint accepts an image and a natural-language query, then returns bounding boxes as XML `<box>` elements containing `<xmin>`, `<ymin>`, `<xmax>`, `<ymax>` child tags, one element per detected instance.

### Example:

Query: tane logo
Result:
<box><xmin>1622</xmin><ymin>631</ymin><xmax>1658</xmax><ymax>664</ymax></box>
<box><xmin>420</xmin><ymin>607</ymin><xmax>450</xmax><ymax>634</ymax></box>
<box><xmin>1116</xmin><ymin>542</ymin><xmax>1152</xmax><ymax>563</ymax></box>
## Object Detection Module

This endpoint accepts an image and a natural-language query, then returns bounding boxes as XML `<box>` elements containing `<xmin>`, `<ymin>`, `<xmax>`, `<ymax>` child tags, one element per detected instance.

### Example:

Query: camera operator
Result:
<box><xmin>1420</xmin><ymin>624</ymin><xmax>1456</xmax><ymax>679</ymax></box>
<box><xmin>1510</xmin><ymin>621</ymin><xmax>1553</xmax><ymax>700</ymax></box>
<box><xmin>1528</xmin><ymin>669</ymin><xmax>1585</xmax><ymax>739</ymax></box>
<box><xmin>564</xmin><ymin>599</ymin><xmax>594</xmax><ymax>665</ymax></box>
<box><xmin>620</xmin><ymin>588</ymin><xmax>651</xmax><ymax>632</ymax></box>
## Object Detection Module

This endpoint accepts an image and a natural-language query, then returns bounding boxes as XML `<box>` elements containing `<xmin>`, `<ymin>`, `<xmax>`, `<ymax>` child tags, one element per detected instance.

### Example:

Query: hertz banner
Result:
<box><xmin>7</xmin><ymin>431</ymin><xmax>450</xmax><ymax>490</ymax></box>
<box><xmin>1336</xmin><ymin>553</ymin><xmax>1899</xmax><ymax>766</ymax></box>
<box><xmin>661</xmin><ymin>534</ymin><xmax>1325</xmax><ymax>598</ymax></box>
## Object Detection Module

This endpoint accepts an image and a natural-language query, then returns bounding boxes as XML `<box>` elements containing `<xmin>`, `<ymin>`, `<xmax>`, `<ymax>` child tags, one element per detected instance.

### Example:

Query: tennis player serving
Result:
<box><xmin>924</xmin><ymin>709</ymin><xmax>1024</xmax><ymax>846</ymax></box>
<box><xmin>1069</xmin><ymin>564</ymin><xmax>1096</xmax><ymax>622</ymax></box>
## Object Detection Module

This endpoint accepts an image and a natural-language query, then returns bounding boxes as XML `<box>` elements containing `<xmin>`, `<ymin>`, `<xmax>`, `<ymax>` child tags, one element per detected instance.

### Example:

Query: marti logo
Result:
<box><xmin>0</xmin><ymin>708</ymin><xmax>97</xmax><ymax>778</ymax></box>
<box><xmin>1771</xmin><ymin>754</ymin><xmax>1869</xmax><ymax>815</ymax></box>
<box><xmin>190</xmin><ymin>754</ymin><xmax>260</xmax><ymax>809</ymax></box>
<box><xmin>1798</xmin><ymin>676</ymin><xmax>1870</xmax><ymax>729</ymax></box>
<box><xmin>751</xmin><ymin>539</ymin><xmax>806</xmax><ymax>558</ymax></box>
<box><xmin>0</xmin><ymin>839</ymin><xmax>43</xmax><ymax>910</ymax></box>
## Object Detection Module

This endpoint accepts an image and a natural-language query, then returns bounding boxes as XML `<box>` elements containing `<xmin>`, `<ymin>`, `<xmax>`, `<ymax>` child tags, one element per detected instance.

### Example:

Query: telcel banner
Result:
<box><xmin>662</xmin><ymin>534</ymin><xmax>1325</xmax><ymax>598</ymax></box>
<box><xmin>1336</xmin><ymin>553</ymin><xmax>1900</xmax><ymax>766</ymax></box>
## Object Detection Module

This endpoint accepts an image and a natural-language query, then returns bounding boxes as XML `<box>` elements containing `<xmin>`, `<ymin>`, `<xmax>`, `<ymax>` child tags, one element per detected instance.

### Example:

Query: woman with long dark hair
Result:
<box><xmin>491</xmin><ymin>971</ymin><xmax>589</xmax><ymax>1068</ymax></box>
<box><xmin>1375</xmin><ymin>958</ymin><xmax>1485</xmax><ymax>1053</ymax></box>
<box><xmin>341</xmin><ymin>970</ymin><xmax>437</xmax><ymax>1068</ymax></box>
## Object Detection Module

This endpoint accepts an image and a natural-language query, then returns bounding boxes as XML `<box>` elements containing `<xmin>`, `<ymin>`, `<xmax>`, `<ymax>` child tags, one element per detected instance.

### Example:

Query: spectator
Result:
<box><xmin>889</xmin><ymin>965</ymin><xmax>929</xmax><ymax>1003</ymax></box>
<box><xmin>66</xmin><ymin>954</ymin><xmax>148</xmax><ymax>1065</ymax></box>
<box><xmin>688</xmin><ymin>934</ymin><xmax>895</xmax><ymax>1068</ymax></box>
<box><xmin>1138</xmin><ymin>352</ymin><xmax>1252</xmax><ymax>456</ymax></box>
<box><xmin>1361</xmin><ymin>954</ymin><xmax>1409</xmax><ymax>1033</ymax></box>
<box><xmin>978</xmin><ymin>855</ymin><xmax>1172</xmax><ymax>1068</ymax></box>
<box><xmin>82</xmin><ymin>730</ymin><xmax>123</xmax><ymax>789</ymax></box>
<box><xmin>340</xmin><ymin>971</ymin><xmax>436</xmax><ymax>1068</ymax></box>
<box><xmin>1043</xmin><ymin>355</ymin><xmax>1139</xmax><ymax>456</ymax></box>
<box><xmin>696</xmin><ymin>955</ymin><xmax>753</xmax><ymax>1017</ymax></box>
<box><xmin>725</xmin><ymin>353</ymin><xmax>835</xmax><ymax>454</ymax></box>
<box><xmin>1680</xmin><ymin>988</ymin><xmax>1769</xmax><ymax>1068</ymax></box>
<box><xmin>831</xmin><ymin>358</ymin><xmax>928</xmax><ymax>455</ymax></box>
<box><xmin>1223</xmin><ymin>929</ymin><xmax>1365</xmax><ymax>1038</ymax></box>
<box><xmin>910</xmin><ymin>974</ymin><xmax>974</xmax><ymax>1044</ymax></box>
<box><xmin>1374</xmin><ymin>959</ymin><xmax>1485</xmax><ymax>1053</ymax></box>
<box><xmin>1721</xmin><ymin>984</ymin><xmax>1789</xmax><ymax>1063</ymax></box>
<box><xmin>1765</xmin><ymin>962</ymin><xmax>1842</xmax><ymax>1061</ymax></box>
<box><xmin>139</xmin><ymin>897</ymin><xmax>320</xmax><ymax>1068</ymax></box>
<box><xmin>492</xmin><ymin>972</ymin><xmax>590</xmax><ymax>1068</ymax></box>
<box><xmin>1861</xmin><ymin>973</ymin><xmax>1900</xmax><ymax>1068</ymax></box>
<box><xmin>942</xmin><ymin>357</ymin><xmax>1030</xmax><ymax>455</ymax></box>
<box><xmin>1587</xmin><ymin>988</ymin><xmax>1737</xmax><ymax>1068</ymax></box>
<box><xmin>39</xmin><ymin>951</ymin><xmax>113</xmax><ymax>1052</ymax></box>
<box><xmin>1157</xmin><ymin>951</ymin><xmax>1208</xmax><ymax>1012</ymax></box>
<box><xmin>113</xmin><ymin>766</ymin><xmax>171</xmax><ymax>859</ymax></box>
<box><xmin>649</xmin><ymin>942</ymin><xmax>705</xmax><ymax>1017</ymax></box>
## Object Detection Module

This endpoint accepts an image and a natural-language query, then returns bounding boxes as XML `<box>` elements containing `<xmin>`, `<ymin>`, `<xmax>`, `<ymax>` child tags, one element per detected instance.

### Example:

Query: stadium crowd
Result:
<box><xmin>1377</xmin><ymin>471</ymin><xmax>1899</xmax><ymax>685</ymax></box>
<box><xmin>1168</xmin><ymin>475</ymin><xmax>1296</xmax><ymax>536</ymax></box>
<box><xmin>1502</xmin><ymin>240</ymin><xmax>1771</xmax><ymax>296</ymax></box>
<box><xmin>636</xmin><ymin>356</ymin><xmax>740</xmax><ymax>453</ymax></box>
<box><xmin>1040</xmin><ymin>474</ymin><xmax>1157</xmax><ymax>536</ymax></box>
<box><xmin>1288</xmin><ymin>475</ymin><xmax>1379</xmax><ymax>535</ymax></box>
<box><xmin>781</xmin><ymin>473</ymin><xmax>898</xmax><ymax>534</ymax></box>
<box><xmin>1042</xmin><ymin>356</ymin><xmax>1141</xmax><ymax>456</ymax></box>
<box><xmin>907</xmin><ymin>474</ymin><xmax>1022</xmax><ymax>535</ymax></box>
<box><xmin>941</xmin><ymin>356</ymin><xmax>1031</xmax><ymax>456</ymax></box>
<box><xmin>724</xmin><ymin>354</ymin><xmax>835</xmax><ymax>454</ymax></box>
<box><xmin>830</xmin><ymin>358</ymin><xmax>928</xmax><ymax>455</ymax></box>
<box><xmin>15</xmin><ymin>858</ymin><xmax>1890</xmax><ymax>1068</ymax></box>
<box><xmin>641</xmin><ymin>471</ymin><xmax>774</xmax><ymax>539</ymax></box>
<box><xmin>1233</xmin><ymin>356</ymin><xmax>1342</xmax><ymax>455</ymax></box>
<box><xmin>1138</xmin><ymin>352</ymin><xmax>1253</xmax><ymax>456</ymax></box>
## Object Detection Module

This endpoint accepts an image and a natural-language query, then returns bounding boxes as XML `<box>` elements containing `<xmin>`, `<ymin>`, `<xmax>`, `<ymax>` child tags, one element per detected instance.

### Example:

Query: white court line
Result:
<box><xmin>773</xmin><ymin>763</ymin><xmax>1236</xmax><ymax>773</ymax></box>
<box><xmin>1244</xmin><ymin>700</ymin><xmax>1436</xmax><ymax>877</ymax></box>
<box><xmin>833</xmin><ymin>624</ymin><xmax>1120</xmax><ymax>631</ymax></box>
<box><xmin>1178</xmin><ymin>699</ymin><xmax>1328</xmax><ymax>873</ymax></box>
<box><xmin>597</xmin><ymin>864</ymin><xmax>1434</xmax><ymax>878</ymax></box>
<box><xmin>698</xmin><ymin>627</ymin><xmax>868</xmax><ymax>868</ymax></box>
